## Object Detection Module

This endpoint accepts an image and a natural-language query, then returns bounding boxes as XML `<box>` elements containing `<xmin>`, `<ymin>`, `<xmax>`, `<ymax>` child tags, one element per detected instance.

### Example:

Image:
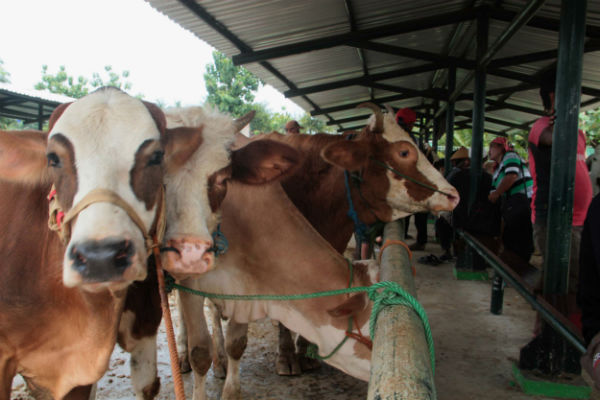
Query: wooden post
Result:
<box><xmin>368</xmin><ymin>220</ymin><xmax>436</xmax><ymax>400</ymax></box>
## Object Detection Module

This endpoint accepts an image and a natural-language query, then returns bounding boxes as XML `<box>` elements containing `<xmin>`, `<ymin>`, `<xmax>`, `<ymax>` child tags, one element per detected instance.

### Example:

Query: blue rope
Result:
<box><xmin>207</xmin><ymin>224</ymin><xmax>228</xmax><ymax>257</ymax></box>
<box><xmin>344</xmin><ymin>170</ymin><xmax>370</xmax><ymax>242</ymax></box>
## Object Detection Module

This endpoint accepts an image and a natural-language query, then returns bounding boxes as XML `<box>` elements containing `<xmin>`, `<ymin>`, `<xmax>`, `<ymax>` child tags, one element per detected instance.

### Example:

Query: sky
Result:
<box><xmin>0</xmin><ymin>0</ymin><xmax>304</xmax><ymax>115</ymax></box>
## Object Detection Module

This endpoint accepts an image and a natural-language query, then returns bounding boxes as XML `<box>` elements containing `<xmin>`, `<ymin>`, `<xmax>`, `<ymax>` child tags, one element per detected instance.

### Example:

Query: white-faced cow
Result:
<box><xmin>0</xmin><ymin>87</ymin><xmax>202</xmax><ymax>400</ymax></box>
<box><xmin>154</xmin><ymin>104</ymin><xmax>458</xmax><ymax>400</ymax></box>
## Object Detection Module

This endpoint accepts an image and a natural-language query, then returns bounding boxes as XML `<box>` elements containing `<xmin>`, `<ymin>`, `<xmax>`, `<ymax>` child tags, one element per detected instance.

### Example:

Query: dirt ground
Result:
<box><xmin>10</xmin><ymin>223</ymin><xmax>595</xmax><ymax>399</ymax></box>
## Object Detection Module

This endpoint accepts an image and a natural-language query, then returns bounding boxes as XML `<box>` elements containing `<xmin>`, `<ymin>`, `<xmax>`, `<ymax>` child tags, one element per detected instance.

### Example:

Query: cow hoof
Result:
<box><xmin>298</xmin><ymin>354</ymin><xmax>321</xmax><ymax>372</ymax></box>
<box><xmin>179</xmin><ymin>355</ymin><xmax>192</xmax><ymax>374</ymax></box>
<box><xmin>212</xmin><ymin>362</ymin><xmax>227</xmax><ymax>379</ymax></box>
<box><xmin>221</xmin><ymin>384</ymin><xmax>241</xmax><ymax>400</ymax></box>
<box><xmin>276</xmin><ymin>352</ymin><xmax>301</xmax><ymax>376</ymax></box>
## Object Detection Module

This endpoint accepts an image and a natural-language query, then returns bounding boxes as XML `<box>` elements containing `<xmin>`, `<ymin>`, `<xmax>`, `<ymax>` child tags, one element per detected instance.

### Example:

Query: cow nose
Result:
<box><xmin>162</xmin><ymin>237</ymin><xmax>215</xmax><ymax>279</ymax></box>
<box><xmin>70</xmin><ymin>238</ymin><xmax>134</xmax><ymax>281</ymax></box>
<box><xmin>431</xmin><ymin>187</ymin><xmax>460</xmax><ymax>212</ymax></box>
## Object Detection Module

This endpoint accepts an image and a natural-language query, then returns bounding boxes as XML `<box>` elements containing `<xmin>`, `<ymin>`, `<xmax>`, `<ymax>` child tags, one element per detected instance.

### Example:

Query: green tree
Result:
<box><xmin>0</xmin><ymin>59</ymin><xmax>22</xmax><ymax>129</ymax></box>
<box><xmin>0</xmin><ymin>58</ymin><xmax>10</xmax><ymax>83</ymax></box>
<box><xmin>299</xmin><ymin>113</ymin><xmax>335</xmax><ymax>134</ymax></box>
<box><xmin>204</xmin><ymin>51</ymin><xmax>261</xmax><ymax>117</ymax></box>
<box><xmin>35</xmin><ymin>65</ymin><xmax>134</xmax><ymax>99</ymax></box>
<box><xmin>580</xmin><ymin>108</ymin><xmax>600</xmax><ymax>147</ymax></box>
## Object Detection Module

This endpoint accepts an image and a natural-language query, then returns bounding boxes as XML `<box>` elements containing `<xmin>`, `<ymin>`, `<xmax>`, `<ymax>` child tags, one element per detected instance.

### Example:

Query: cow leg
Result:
<box><xmin>0</xmin><ymin>355</ymin><xmax>16</xmax><ymax>400</ymax></box>
<box><xmin>207</xmin><ymin>301</ymin><xmax>227</xmax><ymax>378</ymax></box>
<box><xmin>221</xmin><ymin>321</ymin><xmax>248</xmax><ymax>400</ymax></box>
<box><xmin>276</xmin><ymin>323</ymin><xmax>301</xmax><ymax>376</ymax></box>
<box><xmin>63</xmin><ymin>384</ymin><xmax>95</xmax><ymax>400</ymax></box>
<box><xmin>295</xmin><ymin>335</ymin><xmax>321</xmax><ymax>372</ymax></box>
<box><xmin>175</xmin><ymin>291</ymin><xmax>191</xmax><ymax>373</ymax></box>
<box><xmin>178</xmin><ymin>287</ymin><xmax>212</xmax><ymax>400</ymax></box>
<box><xmin>130</xmin><ymin>335</ymin><xmax>160</xmax><ymax>400</ymax></box>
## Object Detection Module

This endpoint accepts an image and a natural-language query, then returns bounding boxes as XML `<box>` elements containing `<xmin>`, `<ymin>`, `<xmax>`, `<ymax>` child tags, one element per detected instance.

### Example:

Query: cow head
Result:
<box><xmin>321</xmin><ymin>103</ymin><xmax>459</xmax><ymax>221</ymax></box>
<box><xmin>46</xmin><ymin>88</ymin><xmax>203</xmax><ymax>291</ymax></box>
<box><xmin>162</xmin><ymin>106</ymin><xmax>299</xmax><ymax>278</ymax></box>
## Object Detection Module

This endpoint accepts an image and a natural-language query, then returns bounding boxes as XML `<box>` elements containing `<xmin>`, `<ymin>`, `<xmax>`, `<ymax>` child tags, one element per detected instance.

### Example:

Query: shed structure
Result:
<box><xmin>145</xmin><ymin>0</ymin><xmax>600</xmax><ymax>398</ymax></box>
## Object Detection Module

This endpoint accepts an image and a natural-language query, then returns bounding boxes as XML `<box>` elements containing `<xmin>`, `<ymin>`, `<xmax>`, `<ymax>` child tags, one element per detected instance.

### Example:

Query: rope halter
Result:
<box><xmin>48</xmin><ymin>185</ymin><xmax>166</xmax><ymax>255</ymax></box>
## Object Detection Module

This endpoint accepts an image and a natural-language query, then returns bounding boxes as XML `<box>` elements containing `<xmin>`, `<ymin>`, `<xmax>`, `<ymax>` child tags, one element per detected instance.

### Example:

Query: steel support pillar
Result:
<box><xmin>469</xmin><ymin>10</ymin><xmax>488</xmax><ymax>212</ymax></box>
<box><xmin>455</xmin><ymin>11</ymin><xmax>489</xmax><ymax>275</ymax></box>
<box><xmin>519</xmin><ymin>0</ymin><xmax>587</xmax><ymax>377</ymax></box>
<box><xmin>444</xmin><ymin>65</ymin><xmax>456</xmax><ymax>176</ymax></box>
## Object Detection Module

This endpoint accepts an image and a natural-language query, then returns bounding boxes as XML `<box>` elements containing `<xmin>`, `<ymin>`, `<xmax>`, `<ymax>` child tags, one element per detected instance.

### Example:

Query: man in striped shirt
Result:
<box><xmin>488</xmin><ymin>136</ymin><xmax>534</xmax><ymax>262</ymax></box>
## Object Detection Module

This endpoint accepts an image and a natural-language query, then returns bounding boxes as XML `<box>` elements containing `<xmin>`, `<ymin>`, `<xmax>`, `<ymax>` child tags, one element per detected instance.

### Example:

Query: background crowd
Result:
<box><xmin>396</xmin><ymin>69</ymin><xmax>600</xmax><ymax>387</ymax></box>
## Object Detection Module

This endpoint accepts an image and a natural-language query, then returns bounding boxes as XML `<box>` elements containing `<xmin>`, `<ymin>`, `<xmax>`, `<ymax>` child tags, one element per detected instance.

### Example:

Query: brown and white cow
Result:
<box><xmin>155</xmin><ymin>104</ymin><xmax>457</xmax><ymax>399</ymax></box>
<box><xmin>174</xmin><ymin>104</ymin><xmax>460</xmax><ymax>377</ymax></box>
<box><xmin>0</xmin><ymin>87</ymin><xmax>203</xmax><ymax>399</ymax></box>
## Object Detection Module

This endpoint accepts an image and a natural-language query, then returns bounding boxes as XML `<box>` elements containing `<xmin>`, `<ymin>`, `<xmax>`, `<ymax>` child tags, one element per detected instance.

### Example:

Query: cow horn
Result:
<box><xmin>357</xmin><ymin>102</ymin><xmax>383</xmax><ymax>133</ymax></box>
<box><xmin>234</xmin><ymin>110</ymin><xmax>256</xmax><ymax>131</ymax></box>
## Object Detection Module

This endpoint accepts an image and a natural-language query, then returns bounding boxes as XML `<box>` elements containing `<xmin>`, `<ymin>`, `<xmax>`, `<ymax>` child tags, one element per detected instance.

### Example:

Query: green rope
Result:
<box><xmin>165</xmin><ymin>276</ymin><xmax>435</xmax><ymax>374</ymax></box>
<box><xmin>306</xmin><ymin>317</ymin><xmax>353</xmax><ymax>360</ymax></box>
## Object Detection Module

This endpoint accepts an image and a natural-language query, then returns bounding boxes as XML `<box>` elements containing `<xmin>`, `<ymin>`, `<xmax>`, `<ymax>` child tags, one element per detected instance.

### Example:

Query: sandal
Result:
<box><xmin>418</xmin><ymin>254</ymin><xmax>442</xmax><ymax>266</ymax></box>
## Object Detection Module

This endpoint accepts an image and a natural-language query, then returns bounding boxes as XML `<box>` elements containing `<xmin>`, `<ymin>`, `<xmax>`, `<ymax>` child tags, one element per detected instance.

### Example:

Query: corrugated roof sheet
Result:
<box><xmin>147</xmin><ymin>0</ymin><xmax>600</xmax><ymax>136</ymax></box>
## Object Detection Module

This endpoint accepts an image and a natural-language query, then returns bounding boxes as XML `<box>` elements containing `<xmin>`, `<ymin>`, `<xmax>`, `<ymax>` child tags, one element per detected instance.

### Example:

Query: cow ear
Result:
<box><xmin>0</xmin><ymin>130</ymin><xmax>48</xmax><ymax>184</ymax></box>
<box><xmin>230</xmin><ymin>140</ymin><xmax>299</xmax><ymax>185</ymax></box>
<box><xmin>163</xmin><ymin>126</ymin><xmax>204</xmax><ymax>174</ymax></box>
<box><xmin>48</xmin><ymin>102</ymin><xmax>72</xmax><ymax>132</ymax></box>
<box><xmin>327</xmin><ymin>293</ymin><xmax>368</xmax><ymax>318</ymax></box>
<box><xmin>321</xmin><ymin>140</ymin><xmax>368</xmax><ymax>171</ymax></box>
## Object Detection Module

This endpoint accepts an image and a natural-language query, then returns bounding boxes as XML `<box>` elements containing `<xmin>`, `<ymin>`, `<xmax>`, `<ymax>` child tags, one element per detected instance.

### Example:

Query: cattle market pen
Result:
<box><xmin>6</xmin><ymin>1</ymin><xmax>600</xmax><ymax>399</ymax></box>
<box><xmin>143</xmin><ymin>1</ymin><xmax>600</xmax><ymax>398</ymax></box>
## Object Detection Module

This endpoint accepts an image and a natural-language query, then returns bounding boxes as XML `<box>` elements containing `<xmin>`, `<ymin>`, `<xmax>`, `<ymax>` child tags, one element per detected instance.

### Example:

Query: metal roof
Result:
<box><xmin>0</xmin><ymin>83</ymin><xmax>73</xmax><ymax>127</ymax></box>
<box><xmin>146</xmin><ymin>0</ymin><xmax>600</xmax><ymax>136</ymax></box>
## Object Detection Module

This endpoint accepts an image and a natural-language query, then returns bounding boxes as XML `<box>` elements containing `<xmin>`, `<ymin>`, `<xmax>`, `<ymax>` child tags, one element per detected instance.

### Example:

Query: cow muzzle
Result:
<box><xmin>162</xmin><ymin>237</ymin><xmax>215</xmax><ymax>280</ymax></box>
<box><xmin>429</xmin><ymin>186</ymin><xmax>460</xmax><ymax>213</ymax></box>
<box><xmin>53</xmin><ymin>187</ymin><xmax>165</xmax><ymax>288</ymax></box>
<box><xmin>69</xmin><ymin>238</ymin><xmax>136</xmax><ymax>282</ymax></box>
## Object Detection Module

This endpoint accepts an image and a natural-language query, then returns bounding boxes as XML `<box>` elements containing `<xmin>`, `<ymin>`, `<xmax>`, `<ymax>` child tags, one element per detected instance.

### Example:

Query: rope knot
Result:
<box><xmin>164</xmin><ymin>272</ymin><xmax>176</xmax><ymax>294</ymax></box>
<box><xmin>207</xmin><ymin>224</ymin><xmax>229</xmax><ymax>257</ymax></box>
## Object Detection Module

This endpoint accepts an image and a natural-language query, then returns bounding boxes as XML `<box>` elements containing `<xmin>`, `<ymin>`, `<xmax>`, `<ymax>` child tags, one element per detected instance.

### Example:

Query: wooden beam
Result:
<box><xmin>367</xmin><ymin>220</ymin><xmax>436</xmax><ymax>399</ymax></box>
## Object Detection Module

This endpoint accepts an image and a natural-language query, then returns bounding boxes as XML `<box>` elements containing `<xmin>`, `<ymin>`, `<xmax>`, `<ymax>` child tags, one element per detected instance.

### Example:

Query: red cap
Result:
<box><xmin>395</xmin><ymin>108</ymin><xmax>417</xmax><ymax>130</ymax></box>
<box><xmin>490</xmin><ymin>137</ymin><xmax>508</xmax><ymax>152</ymax></box>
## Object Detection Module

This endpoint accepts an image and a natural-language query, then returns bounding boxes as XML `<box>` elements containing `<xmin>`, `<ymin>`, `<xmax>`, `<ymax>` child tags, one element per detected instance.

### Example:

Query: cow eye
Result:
<box><xmin>400</xmin><ymin>150</ymin><xmax>410</xmax><ymax>158</ymax></box>
<box><xmin>147</xmin><ymin>150</ymin><xmax>164</xmax><ymax>166</ymax></box>
<box><xmin>46</xmin><ymin>152</ymin><xmax>61</xmax><ymax>167</ymax></box>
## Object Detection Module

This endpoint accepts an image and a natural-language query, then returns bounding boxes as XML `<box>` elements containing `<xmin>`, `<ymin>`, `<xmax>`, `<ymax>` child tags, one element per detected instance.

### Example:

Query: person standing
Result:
<box><xmin>488</xmin><ymin>137</ymin><xmax>534</xmax><ymax>262</ymax></box>
<box><xmin>578</xmin><ymin>194</ymin><xmax>600</xmax><ymax>389</ymax></box>
<box><xmin>528</xmin><ymin>69</ymin><xmax>592</xmax><ymax>297</ymax></box>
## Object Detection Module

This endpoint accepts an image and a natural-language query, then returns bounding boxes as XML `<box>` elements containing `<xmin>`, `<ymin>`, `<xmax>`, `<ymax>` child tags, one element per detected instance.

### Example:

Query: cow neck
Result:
<box><xmin>220</xmin><ymin>181</ymin><xmax>351</xmax><ymax>291</ymax></box>
<box><xmin>0</xmin><ymin>182</ymin><xmax>125</xmax><ymax>398</ymax></box>
<box><xmin>276</xmin><ymin>134</ymin><xmax>376</xmax><ymax>253</ymax></box>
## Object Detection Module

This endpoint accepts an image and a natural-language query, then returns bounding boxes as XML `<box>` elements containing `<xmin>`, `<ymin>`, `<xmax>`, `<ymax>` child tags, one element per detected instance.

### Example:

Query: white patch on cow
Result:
<box><xmin>366</xmin><ymin>112</ymin><xmax>459</xmax><ymax>217</ymax></box>
<box><xmin>130</xmin><ymin>335</ymin><xmax>158</xmax><ymax>400</ymax></box>
<box><xmin>222</xmin><ymin>357</ymin><xmax>241</xmax><ymax>400</ymax></box>
<box><xmin>50</xmin><ymin>88</ymin><xmax>161</xmax><ymax>286</ymax></box>
<box><xmin>270</xmin><ymin>306</ymin><xmax>371</xmax><ymax>381</ymax></box>
<box><xmin>164</xmin><ymin>106</ymin><xmax>237</xmax><ymax>245</ymax></box>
